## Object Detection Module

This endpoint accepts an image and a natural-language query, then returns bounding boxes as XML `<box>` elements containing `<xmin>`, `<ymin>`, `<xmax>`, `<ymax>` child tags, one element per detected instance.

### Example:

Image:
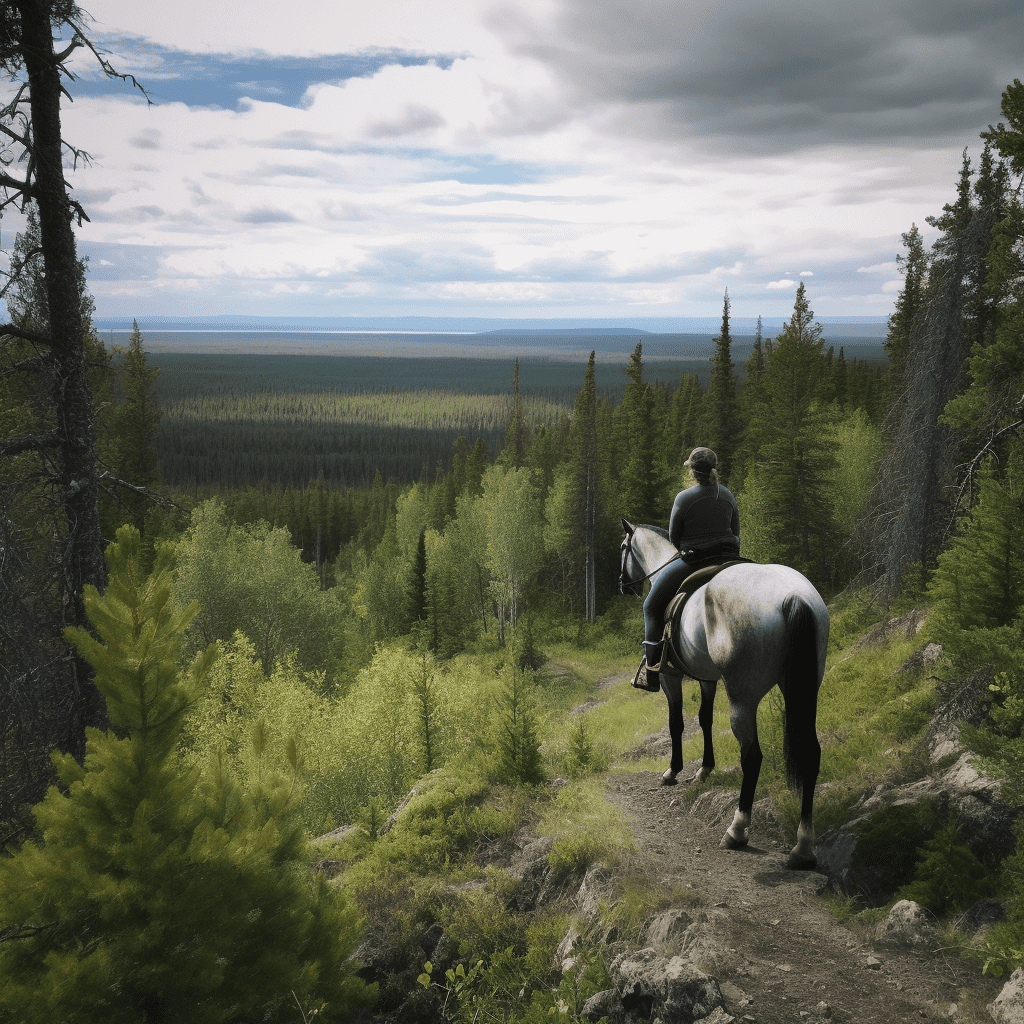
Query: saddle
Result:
<box><xmin>631</xmin><ymin>554</ymin><xmax>752</xmax><ymax>689</ymax></box>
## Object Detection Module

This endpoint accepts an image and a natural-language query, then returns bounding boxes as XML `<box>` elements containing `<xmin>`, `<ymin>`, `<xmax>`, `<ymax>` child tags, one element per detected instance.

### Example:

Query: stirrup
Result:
<box><xmin>631</xmin><ymin>658</ymin><xmax>661</xmax><ymax>692</ymax></box>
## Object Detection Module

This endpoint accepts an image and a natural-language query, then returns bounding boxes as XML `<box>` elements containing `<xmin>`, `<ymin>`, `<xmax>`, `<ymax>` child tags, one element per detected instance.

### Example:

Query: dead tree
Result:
<box><xmin>1</xmin><ymin>1</ymin><xmax>147</xmax><ymax>826</ymax></box>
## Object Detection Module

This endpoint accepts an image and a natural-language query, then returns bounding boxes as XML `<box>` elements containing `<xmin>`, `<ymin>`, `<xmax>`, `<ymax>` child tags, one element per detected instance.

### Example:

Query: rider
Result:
<box><xmin>635</xmin><ymin>446</ymin><xmax>741</xmax><ymax>691</ymax></box>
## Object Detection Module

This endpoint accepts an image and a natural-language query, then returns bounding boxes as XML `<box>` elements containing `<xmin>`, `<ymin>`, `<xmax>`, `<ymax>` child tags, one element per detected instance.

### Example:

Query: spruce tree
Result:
<box><xmin>495</xmin><ymin>657</ymin><xmax>545</xmax><ymax>786</ymax></box>
<box><xmin>557</xmin><ymin>351</ymin><xmax>602</xmax><ymax>621</ymax></box>
<box><xmin>617</xmin><ymin>342</ymin><xmax>668</xmax><ymax>524</ymax></box>
<box><xmin>409</xmin><ymin>528</ymin><xmax>428</xmax><ymax>623</ymax></box>
<box><xmin>498</xmin><ymin>359</ymin><xmax>529</xmax><ymax>469</ymax></box>
<box><xmin>703</xmin><ymin>289</ymin><xmax>739</xmax><ymax>481</ymax></box>
<box><xmin>107</xmin><ymin>318</ymin><xmax>162</xmax><ymax>536</ymax></box>
<box><xmin>746</xmin><ymin>284</ymin><xmax>838</xmax><ymax>579</ymax></box>
<box><xmin>0</xmin><ymin>527</ymin><xmax>370</xmax><ymax>1022</ymax></box>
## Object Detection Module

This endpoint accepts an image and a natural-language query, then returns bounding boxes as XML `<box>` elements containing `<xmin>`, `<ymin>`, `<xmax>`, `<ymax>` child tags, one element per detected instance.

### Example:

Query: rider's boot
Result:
<box><xmin>632</xmin><ymin>640</ymin><xmax>665</xmax><ymax>692</ymax></box>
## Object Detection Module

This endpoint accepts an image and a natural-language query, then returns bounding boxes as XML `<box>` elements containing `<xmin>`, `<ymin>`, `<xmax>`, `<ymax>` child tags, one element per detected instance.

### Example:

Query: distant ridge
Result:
<box><xmin>94</xmin><ymin>313</ymin><xmax>889</xmax><ymax>338</ymax></box>
<box><xmin>477</xmin><ymin>327</ymin><xmax>651</xmax><ymax>336</ymax></box>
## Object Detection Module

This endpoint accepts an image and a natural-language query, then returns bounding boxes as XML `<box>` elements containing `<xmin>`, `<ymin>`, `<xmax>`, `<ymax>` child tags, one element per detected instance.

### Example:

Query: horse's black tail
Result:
<box><xmin>780</xmin><ymin>596</ymin><xmax>822</xmax><ymax>794</ymax></box>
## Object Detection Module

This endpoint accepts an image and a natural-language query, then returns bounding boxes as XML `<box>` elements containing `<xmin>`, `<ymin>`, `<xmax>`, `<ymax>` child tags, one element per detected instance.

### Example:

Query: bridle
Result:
<box><xmin>618</xmin><ymin>530</ymin><xmax>681</xmax><ymax>597</ymax></box>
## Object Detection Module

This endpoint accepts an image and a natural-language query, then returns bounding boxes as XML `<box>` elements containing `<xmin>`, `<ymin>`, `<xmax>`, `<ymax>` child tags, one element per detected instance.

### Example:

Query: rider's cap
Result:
<box><xmin>685</xmin><ymin>447</ymin><xmax>717</xmax><ymax>471</ymax></box>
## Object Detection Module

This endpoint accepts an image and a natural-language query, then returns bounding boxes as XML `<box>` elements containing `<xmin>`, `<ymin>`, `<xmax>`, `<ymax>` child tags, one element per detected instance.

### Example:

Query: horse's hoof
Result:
<box><xmin>660</xmin><ymin>773</ymin><xmax>678</xmax><ymax>787</ymax></box>
<box><xmin>786</xmin><ymin>852</ymin><xmax>818</xmax><ymax>871</ymax></box>
<box><xmin>720</xmin><ymin>833</ymin><xmax>748</xmax><ymax>851</ymax></box>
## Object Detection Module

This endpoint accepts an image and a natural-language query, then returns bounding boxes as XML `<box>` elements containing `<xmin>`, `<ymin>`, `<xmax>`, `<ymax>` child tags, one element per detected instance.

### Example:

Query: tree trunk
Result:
<box><xmin>20</xmin><ymin>0</ymin><xmax>110</xmax><ymax>750</ymax></box>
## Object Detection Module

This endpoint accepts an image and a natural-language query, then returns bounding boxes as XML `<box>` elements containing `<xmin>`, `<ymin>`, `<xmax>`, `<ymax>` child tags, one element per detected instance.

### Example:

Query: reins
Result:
<box><xmin>619</xmin><ymin>535</ymin><xmax>681</xmax><ymax>595</ymax></box>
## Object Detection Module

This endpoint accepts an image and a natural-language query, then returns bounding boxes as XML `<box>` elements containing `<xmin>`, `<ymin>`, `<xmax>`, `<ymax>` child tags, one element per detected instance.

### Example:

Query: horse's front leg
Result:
<box><xmin>660</xmin><ymin>676</ymin><xmax>685</xmax><ymax>785</ymax></box>
<box><xmin>687</xmin><ymin>679</ymin><xmax>717</xmax><ymax>784</ymax></box>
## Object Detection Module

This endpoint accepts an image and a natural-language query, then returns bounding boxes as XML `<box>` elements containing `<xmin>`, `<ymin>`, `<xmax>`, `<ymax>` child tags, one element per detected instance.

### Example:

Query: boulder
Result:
<box><xmin>609</xmin><ymin>947</ymin><xmax>723</xmax><ymax>1024</ymax></box>
<box><xmin>816</xmin><ymin>752</ymin><xmax>1020</xmax><ymax>901</ymax></box>
<box><xmin>510</xmin><ymin>836</ymin><xmax>557</xmax><ymax>911</ymax></box>
<box><xmin>895</xmin><ymin>642</ymin><xmax>945</xmax><ymax>675</ymax></box>
<box><xmin>556</xmin><ymin>863</ymin><xmax>619</xmax><ymax>970</ymax></box>
<box><xmin>988</xmin><ymin>968</ymin><xmax>1024</xmax><ymax>1024</ymax></box>
<box><xmin>582</xmin><ymin>988</ymin><xmax>626</xmax><ymax>1023</ymax></box>
<box><xmin>876</xmin><ymin>899</ymin><xmax>942</xmax><ymax>951</ymax></box>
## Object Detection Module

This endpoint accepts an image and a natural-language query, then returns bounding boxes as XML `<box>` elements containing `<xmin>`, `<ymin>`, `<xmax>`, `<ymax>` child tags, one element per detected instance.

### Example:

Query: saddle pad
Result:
<box><xmin>661</xmin><ymin>559</ymin><xmax>752</xmax><ymax>674</ymax></box>
<box><xmin>664</xmin><ymin>558</ymin><xmax>752</xmax><ymax>622</ymax></box>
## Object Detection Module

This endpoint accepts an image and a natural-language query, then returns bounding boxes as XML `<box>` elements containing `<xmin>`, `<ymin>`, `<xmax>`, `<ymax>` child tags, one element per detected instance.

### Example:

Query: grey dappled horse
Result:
<box><xmin>619</xmin><ymin>520</ymin><xmax>829</xmax><ymax>870</ymax></box>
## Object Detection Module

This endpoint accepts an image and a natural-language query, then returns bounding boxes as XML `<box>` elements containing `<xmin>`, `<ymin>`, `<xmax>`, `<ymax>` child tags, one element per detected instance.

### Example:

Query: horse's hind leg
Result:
<box><xmin>785</xmin><ymin>716</ymin><xmax>821</xmax><ymax>870</ymax></box>
<box><xmin>721</xmin><ymin>702</ymin><xmax>762</xmax><ymax>851</ymax></box>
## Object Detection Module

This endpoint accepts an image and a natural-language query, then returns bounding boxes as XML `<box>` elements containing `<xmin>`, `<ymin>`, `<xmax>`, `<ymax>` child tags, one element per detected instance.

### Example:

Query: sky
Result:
<box><xmin>3</xmin><ymin>0</ymin><xmax>1022</xmax><ymax>323</ymax></box>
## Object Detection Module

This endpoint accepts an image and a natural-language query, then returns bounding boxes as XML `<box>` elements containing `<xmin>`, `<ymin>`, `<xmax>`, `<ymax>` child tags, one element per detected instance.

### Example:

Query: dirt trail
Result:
<box><xmin>605</xmin><ymin>715</ymin><xmax>1003</xmax><ymax>1024</ymax></box>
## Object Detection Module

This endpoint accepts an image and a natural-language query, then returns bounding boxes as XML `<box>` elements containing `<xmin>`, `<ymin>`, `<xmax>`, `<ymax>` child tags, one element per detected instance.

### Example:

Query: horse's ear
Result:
<box><xmin>622</xmin><ymin>518</ymin><xmax>634</xmax><ymax>534</ymax></box>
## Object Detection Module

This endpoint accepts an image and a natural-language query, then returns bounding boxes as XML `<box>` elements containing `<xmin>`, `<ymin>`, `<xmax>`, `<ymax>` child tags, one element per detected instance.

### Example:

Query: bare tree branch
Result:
<box><xmin>0</xmin><ymin>430</ymin><xmax>59</xmax><ymax>458</ymax></box>
<box><xmin>0</xmin><ymin>322</ymin><xmax>51</xmax><ymax>345</ymax></box>
<box><xmin>948</xmin><ymin>393</ymin><xmax>1024</xmax><ymax>525</ymax></box>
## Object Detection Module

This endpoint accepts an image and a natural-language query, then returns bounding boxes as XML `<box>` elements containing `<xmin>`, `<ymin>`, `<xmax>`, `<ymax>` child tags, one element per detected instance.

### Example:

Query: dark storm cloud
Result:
<box><xmin>495</xmin><ymin>0</ymin><xmax>1022</xmax><ymax>154</ymax></box>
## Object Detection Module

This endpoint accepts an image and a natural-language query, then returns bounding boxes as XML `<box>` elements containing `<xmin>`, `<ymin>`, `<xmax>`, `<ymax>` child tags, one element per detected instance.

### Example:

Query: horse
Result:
<box><xmin>619</xmin><ymin>519</ymin><xmax>829</xmax><ymax>870</ymax></box>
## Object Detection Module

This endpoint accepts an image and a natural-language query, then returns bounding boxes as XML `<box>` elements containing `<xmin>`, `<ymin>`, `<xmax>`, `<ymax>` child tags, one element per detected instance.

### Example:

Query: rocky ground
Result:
<box><xmin>585</xmin><ymin>689</ymin><xmax>1013</xmax><ymax>1024</ymax></box>
<box><xmin>355</xmin><ymin>653</ymin><xmax>1023</xmax><ymax>1024</ymax></box>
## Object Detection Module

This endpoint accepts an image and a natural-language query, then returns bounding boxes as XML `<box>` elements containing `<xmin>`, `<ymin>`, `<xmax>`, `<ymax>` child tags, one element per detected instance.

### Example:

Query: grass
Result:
<box><xmin>323</xmin><ymin>596</ymin><xmax>980</xmax><ymax>1022</ymax></box>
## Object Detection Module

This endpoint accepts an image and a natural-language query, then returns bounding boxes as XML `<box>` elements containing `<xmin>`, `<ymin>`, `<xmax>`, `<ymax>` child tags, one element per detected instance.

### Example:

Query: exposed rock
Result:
<box><xmin>509</xmin><ymin>835</ymin><xmax>558</xmax><ymax>911</ymax></box>
<box><xmin>557</xmin><ymin>863</ymin><xmax>619</xmax><ymax>970</ymax></box>
<box><xmin>876</xmin><ymin>899</ymin><xmax>942</xmax><ymax>951</ymax></box>
<box><xmin>645</xmin><ymin>908</ymin><xmax>695</xmax><ymax>953</ymax></box>
<box><xmin>895</xmin><ymin>642</ymin><xmax>945</xmax><ymax>675</ymax></box>
<box><xmin>609</xmin><ymin>947</ymin><xmax>724</xmax><ymax>1024</ymax></box>
<box><xmin>576</xmin><ymin>863</ymin><xmax>617</xmax><ymax>921</ymax></box>
<box><xmin>817</xmin><ymin>751</ymin><xmax>1021</xmax><ymax>900</ymax></box>
<box><xmin>695</xmin><ymin>1008</ymin><xmax>737</xmax><ymax>1023</ymax></box>
<box><xmin>988</xmin><ymin>968</ymin><xmax>1024</xmax><ymax>1024</ymax></box>
<box><xmin>855</xmin><ymin>609</ymin><xmax>927</xmax><ymax>648</ymax></box>
<box><xmin>582</xmin><ymin>988</ymin><xmax>626</xmax><ymax>1023</ymax></box>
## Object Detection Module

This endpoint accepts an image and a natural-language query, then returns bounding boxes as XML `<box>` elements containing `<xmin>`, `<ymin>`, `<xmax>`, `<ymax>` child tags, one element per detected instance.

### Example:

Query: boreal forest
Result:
<box><xmin>1</xmin><ymin>3</ymin><xmax>1024</xmax><ymax>1019</ymax></box>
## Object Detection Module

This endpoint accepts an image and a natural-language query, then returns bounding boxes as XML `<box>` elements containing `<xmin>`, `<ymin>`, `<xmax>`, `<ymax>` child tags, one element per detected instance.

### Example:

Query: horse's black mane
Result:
<box><xmin>641</xmin><ymin>524</ymin><xmax>670</xmax><ymax>540</ymax></box>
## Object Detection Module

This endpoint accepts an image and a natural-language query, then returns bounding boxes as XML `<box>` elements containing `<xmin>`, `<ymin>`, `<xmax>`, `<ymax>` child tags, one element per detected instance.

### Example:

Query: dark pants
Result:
<box><xmin>643</xmin><ymin>557</ymin><xmax>691</xmax><ymax>645</ymax></box>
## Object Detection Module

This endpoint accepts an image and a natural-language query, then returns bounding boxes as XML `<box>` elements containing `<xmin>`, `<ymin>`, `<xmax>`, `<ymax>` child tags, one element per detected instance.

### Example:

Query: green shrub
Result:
<box><xmin>896</xmin><ymin>823</ymin><xmax>996</xmax><ymax>914</ymax></box>
<box><xmin>852</xmin><ymin>798</ymin><xmax>945</xmax><ymax>887</ymax></box>
<box><xmin>0</xmin><ymin>528</ymin><xmax>371</xmax><ymax>1023</ymax></box>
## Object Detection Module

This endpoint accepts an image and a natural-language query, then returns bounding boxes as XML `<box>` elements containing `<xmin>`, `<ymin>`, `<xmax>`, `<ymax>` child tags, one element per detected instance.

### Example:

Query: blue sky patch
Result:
<box><xmin>71</xmin><ymin>39</ymin><xmax>459</xmax><ymax>110</ymax></box>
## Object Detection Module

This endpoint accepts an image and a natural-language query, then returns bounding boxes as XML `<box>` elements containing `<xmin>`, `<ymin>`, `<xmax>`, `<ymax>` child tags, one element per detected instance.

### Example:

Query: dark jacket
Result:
<box><xmin>668</xmin><ymin>482</ymin><xmax>740</xmax><ymax>555</ymax></box>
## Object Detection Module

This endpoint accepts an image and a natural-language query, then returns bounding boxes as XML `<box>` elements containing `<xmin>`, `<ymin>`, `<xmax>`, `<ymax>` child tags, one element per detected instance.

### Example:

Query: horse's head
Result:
<box><xmin>619</xmin><ymin>519</ymin><xmax>644</xmax><ymax>597</ymax></box>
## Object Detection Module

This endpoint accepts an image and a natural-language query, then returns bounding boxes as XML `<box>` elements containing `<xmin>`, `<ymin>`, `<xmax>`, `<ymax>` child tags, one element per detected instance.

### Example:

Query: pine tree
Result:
<box><xmin>409</xmin><ymin>528</ymin><xmax>428</xmax><ymax>623</ymax></box>
<box><xmin>746</xmin><ymin>284</ymin><xmax>838</xmax><ymax>579</ymax></box>
<box><xmin>552</xmin><ymin>351</ymin><xmax>603</xmax><ymax>620</ymax></box>
<box><xmin>106</xmin><ymin>318</ymin><xmax>161</xmax><ymax>535</ymax></box>
<box><xmin>617</xmin><ymin>342</ymin><xmax>668</xmax><ymax>524</ymax></box>
<box><xmin>494</xmin><ymin>657</ymin><xmax>545</xmax><ymax>786</ymax></box>
<box><xmin>703</xmin><ymin>289</ymin><xmax>739</xmax><ymax>481</ymax></box>
<box><xmin>867</xmin><ymin>138</ymin><xmax>1013</xmax><ymax>598</ymax></box>
<box><xmin>498</xmin><ymin>359</ymin><xmax>529</xmax><ymax>469</ymax></box>
<box><xmin>884</xmin><ymin>224</ymin><xmax>929</xmax><ymax>402</ymax></box>
<box><xmin>928</xmin><ymin>444</ymin><xmax>1024</xmax><ymax>674</ymax></box>
<box><xmin>0</xmin><ymin>527</ymin><xmax>370</xmax><ymax>1022</ymax></box>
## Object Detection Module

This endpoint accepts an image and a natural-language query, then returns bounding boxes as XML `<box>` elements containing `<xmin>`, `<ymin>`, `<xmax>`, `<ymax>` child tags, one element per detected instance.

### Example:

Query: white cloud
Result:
<box><xmin>19</xmin><ymin>0</ymin><xmax>1008</xmax><ymax>320</ymax></box>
